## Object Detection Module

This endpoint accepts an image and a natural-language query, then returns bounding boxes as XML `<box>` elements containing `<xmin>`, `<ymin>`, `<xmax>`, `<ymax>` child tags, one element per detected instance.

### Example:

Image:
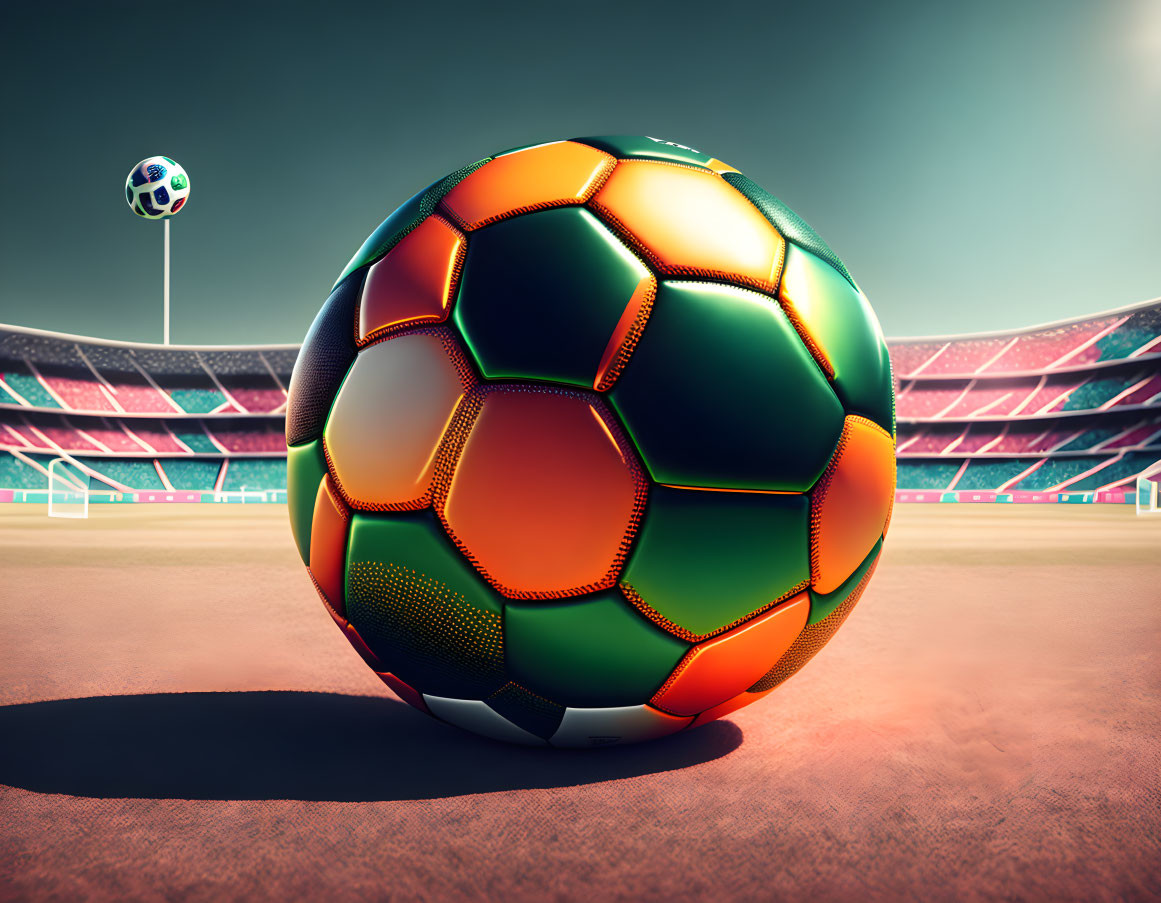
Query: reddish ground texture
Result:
<box><xmin>1</xmin><ymin>503</ymin><xmax>1159</xmax><ymax>902</ymax></box>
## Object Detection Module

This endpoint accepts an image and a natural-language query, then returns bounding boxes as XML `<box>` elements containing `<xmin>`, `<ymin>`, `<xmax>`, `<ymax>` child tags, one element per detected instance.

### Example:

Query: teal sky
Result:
<box><xmin>1</xmin><ymin>0</ymin><xmax>1158</xmax><ymax>345</ymax></box>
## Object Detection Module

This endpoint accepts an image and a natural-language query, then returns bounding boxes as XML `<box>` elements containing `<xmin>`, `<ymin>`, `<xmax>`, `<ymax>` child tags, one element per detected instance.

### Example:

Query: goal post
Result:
<box><xmin>47</xmin><ymin>456</ymin><xmax>90</xmax><ymax>519</ymax></box>
<box><xmin>1137</xmin><ymin>461</ymin><xmax>1161</xmax><ymax>517</ymax></box>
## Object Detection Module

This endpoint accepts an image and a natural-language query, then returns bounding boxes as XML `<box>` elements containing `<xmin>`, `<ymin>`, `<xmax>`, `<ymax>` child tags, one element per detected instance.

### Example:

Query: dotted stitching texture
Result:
<box><xmin>439</xmin><ymin>154</ymin><xmax>618</xmax><ymax>232</ymax></box>
<box><xmin>355</xmin><ymin>215</ymin><xmax>469</xmax><ymax>349</ymax></box>
<box><xmin>346</xmin><ymin>560</ymin><xmax>504</xmax><ymax>691</ymax></box>
<box><xmin>485</xmin><ymin>681</ymin><xmax>565</xmax><ymax>739</ymax></box>
<box><xmin>747</xmin><ymin>559</ymin><xmax>878</xmax><ymax>693</ymax></box>
<box><xmin>618</xmin><ymin>580</ymin><xmax>809</xmax><ymax>644</ymax></box>
<box><xmin>433</xmin><ymin>385</ymin><xmax>649</xmax><ymax>600</ymax></box>
<box><xmin>586</xmin><ymin>161</ymin><xmax>787</xmax><ymax>295</ymax></box>
<box><xmin>594</xmin><ymin>275</ymin><xmax>657</xmax><ymax>392</ymax></box>
<box><xmin>776</xmin><ymin>294</ymin><xmax>837</xmax><ymax>381</ymax></box>
<box><xmin>285</xmin><ymin>269</ymin><xmax>365</xmax><ymax>447</ymax></box>
<box><xmin>323</xmin><ymin>327</ymin><xmax>478</xmax><ymax>513</ymax></box>
<box><xmin>808</xmin><ymin>414</ymin><xmax>895</xmax><ymax>586</ymax></box>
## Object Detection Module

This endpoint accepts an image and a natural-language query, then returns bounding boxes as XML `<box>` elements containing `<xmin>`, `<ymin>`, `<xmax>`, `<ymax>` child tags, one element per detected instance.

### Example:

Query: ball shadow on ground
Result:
<box><xmin>0</xmin><ymin>691</ymin><xmax>743</xmax><ymax>802</ymax></box>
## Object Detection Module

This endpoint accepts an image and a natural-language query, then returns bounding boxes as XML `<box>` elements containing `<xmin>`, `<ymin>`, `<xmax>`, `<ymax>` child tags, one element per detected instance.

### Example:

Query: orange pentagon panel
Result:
<box><xmin>357</xmin><ymin>215</ymin><xmax>465</xmax><ymax>345</ymax></box>
<box><xmin>589</xmin><ymin>161</ymin><xmax>786</xmax><ymax>292</ymax></box>
<box><xmin>309</xmin><ymin>473</ymin><xmax>349</xmax><ymax>613</ymax></box>
<box><xmin>438</xmin><ymin>387</ymin><xmax>647</xmax><ymax>598</ymax></box>
<box><xmin>324</xmin><ymin>329</ymin><xmax>473</xmax><ymax>510</ymax></box>
<box><xmin>439</xmin><ymin>141</ymin><xmax>616</xmax><ymax>231</ymax></box>
<box><xmin>811</xmin><ymin>415</ymin><xmax>896</xmax><ymax>594</ymax></box>
<box><xmin>650</xmin><ymin>594</ymin><xmax>809</xmax><ymax>717</ymax></box>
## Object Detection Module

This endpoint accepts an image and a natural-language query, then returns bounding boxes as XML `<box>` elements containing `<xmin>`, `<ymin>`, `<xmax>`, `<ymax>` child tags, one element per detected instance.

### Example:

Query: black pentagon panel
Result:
<box><xmin>285</xmin><ymin>269</ymin><xmax>365</xmax><ymax>447</ymax></box>
<box><xmin>609</xmin><ymin>281</ymin><xmax>845</xmax><ymax>492</ymax></box>
<box><xmin>345</xmin><ymin>511</ymin><xmax>506</xmax><ymax>700</ymax></box>
<box><xmin>779</xmin><ymin>244</ymin><xmax>895</xmax><ymax>435</ymax></box>
<box><xmin>333</xmin><ymin>158</ymin><xmax>491</xmax><ymax>287</ymax></box>
<box><xmin>722</xmin><ymin>172</ymin><xmax>856</xmax><ymax>289</ymax></box>
<box><xmin>571</xmin><ymin>135</ymin><xmax>716</xmax><ymax>169</ymax></box>
<box><xmin>453</xmin><ymin>208</ymin><xmax>651</xmax><ymax>387</ymax></box>
<box><xmin>485</xmin><ymin>683</ymin><xmax>565</xmax><ymax>740</ymax></box>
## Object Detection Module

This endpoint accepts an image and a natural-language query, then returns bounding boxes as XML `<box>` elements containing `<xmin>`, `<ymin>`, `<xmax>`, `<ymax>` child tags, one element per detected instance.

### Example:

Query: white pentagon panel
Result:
<box><xmin>548</xmin><ymin>704</ymin><xmax>692</xmax><ymax>748</ymax></box>
<box><xmin>422</xmin><ymin>695</ymin><xmax>548</xmax><ymax>747</ymax></box>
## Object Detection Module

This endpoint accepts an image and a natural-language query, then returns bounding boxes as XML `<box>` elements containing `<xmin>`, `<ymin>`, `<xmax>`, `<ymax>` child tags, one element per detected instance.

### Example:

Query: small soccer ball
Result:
<box><xmin>286</xmin><ymin>136</ymin><xmax>896</xmax><ymax>748</ymax></box>
<box><xmin>124</xmin><ymin>156</ymin><xmax>190</xmax><ymax>219</ymax></box>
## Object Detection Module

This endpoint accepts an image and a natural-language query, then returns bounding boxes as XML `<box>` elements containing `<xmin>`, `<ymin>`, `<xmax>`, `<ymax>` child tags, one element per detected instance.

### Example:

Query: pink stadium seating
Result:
<box><xmin>209</xmin><ymin>426</ymin><xmax>287</xmax><ymax>453</ymax></box>
<box><xmin>121</xmin><ymin>421</ymin><xmax>186</xmax><ymax>454</ymax></box>
<box><xmin>38</xmin><ymin>372</ymin><xmax>116</xmax><ymax>412</ymax></box>
<box><xmin>1112</xmin><ymin>374</ymin><xmax>1161</xmax><ymax>408</ymax></box>
<box><xmin>77</xmin><ymin>420</ymin><xmax>151</xmax><ymax>453</ymax></box>
<box><xmin>896</xmin><ymin>383</ymin><xmax>968</xmax><ymax>418</ymax></box>
<box><xmin>888</xmin><ymin>342</ymin><xmax>944</xmax><ymax>378</ymax></box>
<box><xmin>36</xmin><ymin>424</ymin><xmax>100</xmax><ymax>451</ymax></box>
<box><xmin>980</xmin><ymin>319</ymin><xmax>1116</xmax><ymax>373</ymax></box>
<box><xmin>950</xmin><ymin>425</ymin><xmax>1004</xmax><ymax>453</ymax></box>
<box><xmin>1103</xmin><ymin>420</ymin><xmax>1161</xmax><ymax>449</ymax></box>
<box><xmin>217</xmin><ymin>375</ymin><xmax>286</xmax><ymax>413</ymax></box>
<box><xmin>917</xmin><ymin>338</ymin><xmax>1011</xmax><ymax>376</ymax></box>
<box><xmin>102</xmin><ymin>376</ymin><xmax>179</xmax><ymax>413</ymax></box>
<box><xmin>896</xmin><ymin>425</ymin><xmax>964</xmax><ymax>454</ymax></box>
<box><xmin>940</xmin><ymin>383</ymin><xmax>1022</xmax><ymax>418</ymax></box>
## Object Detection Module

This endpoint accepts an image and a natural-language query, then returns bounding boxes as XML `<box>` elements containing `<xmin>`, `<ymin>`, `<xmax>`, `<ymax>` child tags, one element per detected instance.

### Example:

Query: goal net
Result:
<box><xmin>47</xmin><ymin>457</ymin><xmax>90</xmax><ymax>519</ymax></box>
<box><xmin>1136</xmin><ymin>461</ymin><xmax>1161</xmax><ymax>517</ymax></box>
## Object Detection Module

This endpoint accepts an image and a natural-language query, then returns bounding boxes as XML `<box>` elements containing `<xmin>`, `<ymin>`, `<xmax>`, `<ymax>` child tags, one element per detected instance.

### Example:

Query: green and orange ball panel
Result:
<box><xmin>286</xmin><ymin>136</ymin><xmax>896</xmax><ymax>748</ymax></box>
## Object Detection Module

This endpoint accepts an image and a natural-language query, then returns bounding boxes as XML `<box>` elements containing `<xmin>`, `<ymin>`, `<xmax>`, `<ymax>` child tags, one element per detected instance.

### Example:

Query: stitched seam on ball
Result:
<box><xmin>618</xmin><ymin>580</ymin><xmax>809</xmax><ymax>644</ymax></box>
<box><xmin>594</xmin><ymin>275</ymin><xmax>657</xmax><ymax>393</ymax></box>
<box><xmin>808</xmin><ymin>418</ymin><xmax>852</xmax><ymax>586</ymax></box>
<box><xmin>356</xmin><ymin>216</ymin><xmax>468</xmax><ymax>349</ymax></box>
<box><xmin>432</xmin><ymin>385</ymin><xmax>647</xmax><ymax>600</ymax></box>
<box><xmin>747</xmin><ymin>559</ymin><xmax>878</xmax><ymax>694</ymax></box>
<box><xmin>439</xmin><ymin>155</ymin><xmax>618</xmax><ymax>232</ymax></box>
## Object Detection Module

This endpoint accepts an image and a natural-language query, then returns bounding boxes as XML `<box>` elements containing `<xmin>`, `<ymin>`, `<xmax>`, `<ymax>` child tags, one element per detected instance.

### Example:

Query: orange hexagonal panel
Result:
<box><xmin>438</xmin><ymin>387</ymin><xmax>647</xmax><ymax>598</ymax></box>
<box><xmin>324</xmin><ymin>329</ymin><xmax>473</xmax><ymax>510</ymax></box>
<box><xmin>357</xmin><ymin>215</ymin><xmax>465</xmax><ymax>346</ymax></box>
<box><xmin>589</xmin><ymin>160</ymin><xmax>786</xmax><ymax>292</ymax></box>
<box><xmin>440</xmin><ymin>141</ymin><xmax>616</xmax><ymax>231</ymax></box>
<box><xmin>309</xmin><ymin>473</ymin><xmax>349</xmax><ymax>613</ymax></box>
<box><xmin>650</xmin><ymin>593</ymin><xmax>809</xmax><ymax>717</ymax></box>
<box><xmin>811</xmin><ymin>415</ymin><xmax>896</xmax><ymax>594</ymax></box>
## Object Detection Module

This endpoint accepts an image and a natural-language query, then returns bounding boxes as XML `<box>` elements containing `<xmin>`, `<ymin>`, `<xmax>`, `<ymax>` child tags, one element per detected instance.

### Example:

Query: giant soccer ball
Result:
<box><xmin>124</xmin><ymin>156</ymin><xmax>190</xmax><ymax>219</ymax></box>
<box><xmin>286</xmin><ymin>135</ymin><xmax>896</xmax><ymax>748</ymax></box>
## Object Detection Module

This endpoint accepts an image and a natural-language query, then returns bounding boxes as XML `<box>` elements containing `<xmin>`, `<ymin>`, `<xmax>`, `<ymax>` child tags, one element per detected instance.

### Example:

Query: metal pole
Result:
<box><xmin>164</xmin><ymin>217</ymin><xmax>171</xmax><ymax>345</ymax></box>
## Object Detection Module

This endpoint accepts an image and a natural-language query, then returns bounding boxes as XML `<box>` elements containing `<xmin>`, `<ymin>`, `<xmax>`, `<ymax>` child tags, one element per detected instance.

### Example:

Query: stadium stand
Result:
<box><xmin>894</xmin><ymin>297</ymin><xmax>1161</xmax><ymax>498</ymax></box>
<box><xmin>0</xmin><ymin>296</ymin><xmax>1157</xmax><ymax>503</ymax></box>
<box><xmin>0</xmin><ymin>325</ymin><xmax>293</xmax><ymax>499</ymax></box>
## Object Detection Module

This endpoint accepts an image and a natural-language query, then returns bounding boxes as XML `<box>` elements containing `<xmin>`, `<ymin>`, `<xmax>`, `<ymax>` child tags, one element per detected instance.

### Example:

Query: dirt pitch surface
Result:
<box><xmin>1</xmin><ymin>503</ymin><xmax>1159</xmax><ymax>902</ymax></box>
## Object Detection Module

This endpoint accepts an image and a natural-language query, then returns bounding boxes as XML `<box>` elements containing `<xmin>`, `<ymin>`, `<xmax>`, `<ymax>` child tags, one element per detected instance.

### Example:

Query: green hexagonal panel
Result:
<box><xmin>621</xmin><ymin>486</ymin><xmax>810</xmax><ymax>638</ymax></box>
<box><xmin>609</xmin><ymin>281</ymin><xmax>845</xmax><ymax>491</ymax></box>
<box><xmin>722</xmin><ymin>172</ymin><xmax>856</xmax><ymax>288</ymax></box>
<box><xmin>345</xmin><ymin>511</ymin><xmax>506</xmax><ymax>699</ymax></box>
<box><xmin>333</xmin><ymin>158</ymin><xmax>491</xmax><ymax>288</ymax></box>
<box><xmin>779</xmin><ymin>244</ymin><xmax>895</xmax><ymax>435</ymax></box>
<box><xmin>453</xmin><ymin>207</ymin><xmax>651</xmax><ymax>387</ymax></box>
<box><xmin>505</xmin><ymin>591</ymin><xmax>688</xmax><ymax>708</ymax></box>
<box><xmin>572</xmin><ymin>135</ymin><xmax>717</xmax><ymax>169</ymax></box>
<box><xmin>808</xmin><ymin>538</ymin><xmax>882</xmax><ymax>625</ymax></box>
<box><xmin>286</xmin><ymin>439</ymin><xmax>328</xmax><ymax>565</ymax></box>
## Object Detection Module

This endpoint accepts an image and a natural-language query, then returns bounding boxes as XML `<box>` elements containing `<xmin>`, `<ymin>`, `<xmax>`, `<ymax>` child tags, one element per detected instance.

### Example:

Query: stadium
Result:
<box><xmin>5</xmin><ymin>2</ymin><xmax>1161</xmax><ymax>899</ymax></box>
<box><xmin>4</xmin><ymin>297</ymin><xmax>1159</xmax><ymax>506</ymax></box>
